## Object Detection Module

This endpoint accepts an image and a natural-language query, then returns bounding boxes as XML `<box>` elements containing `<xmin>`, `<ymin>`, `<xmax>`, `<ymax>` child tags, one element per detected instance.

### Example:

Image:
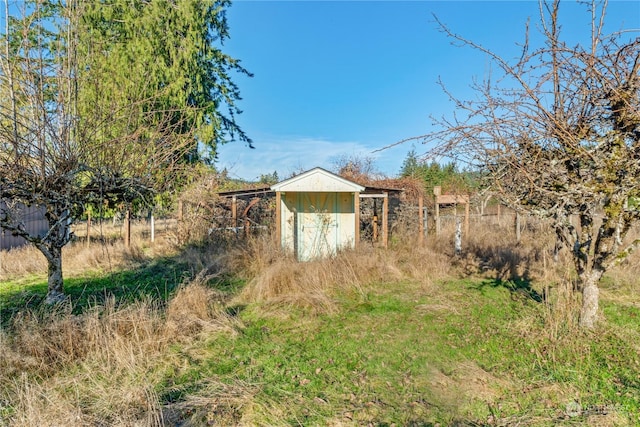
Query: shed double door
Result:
<box><xmin>296</xmin><ymin>192</ymin><xmax>339</xmax><ymax>261</ymax></box>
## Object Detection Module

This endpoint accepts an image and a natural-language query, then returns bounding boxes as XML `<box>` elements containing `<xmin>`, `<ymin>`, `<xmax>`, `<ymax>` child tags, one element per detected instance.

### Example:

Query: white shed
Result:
<box><xmin>271</xmin><ymin>168</ymin><xmax>365</xmax><ymax>261</ymax></box>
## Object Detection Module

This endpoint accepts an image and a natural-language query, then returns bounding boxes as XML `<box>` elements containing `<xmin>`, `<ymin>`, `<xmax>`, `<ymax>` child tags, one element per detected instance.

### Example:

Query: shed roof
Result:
<box><xmin>217</xmin><ymin>186</ymin><xmax>272</xmax><ymax>199</ymax></box>
<box><xmin>217</xmin><ymin>168</ymin><xmax>404</xmax><ymax>200</ymax></box>
<box><xmin>271</xmin><ymin>167</ymin><xmax>365</xmax><ymax>193</ymax></box>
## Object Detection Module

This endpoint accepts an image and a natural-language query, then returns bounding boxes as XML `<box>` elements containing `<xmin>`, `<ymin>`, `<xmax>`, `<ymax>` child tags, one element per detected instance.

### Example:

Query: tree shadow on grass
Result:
<box><xmin>461</xmin><ymin>242</ymin><xmax>546</xmax><ymax>303</ymax></box>
<box><xmin>0</xmin><ymin>246</ymin><xmax>243</xmax><ymax>328</ymax></box>
<box><xmin>471</xmin><ymin>277</ymin><xmax>544</xmax><ymax>303</ymax></box>
<box><xmin>370</xmin><ymin>418</ymin><xmax>483</xmax><ymax>427</ymax></box>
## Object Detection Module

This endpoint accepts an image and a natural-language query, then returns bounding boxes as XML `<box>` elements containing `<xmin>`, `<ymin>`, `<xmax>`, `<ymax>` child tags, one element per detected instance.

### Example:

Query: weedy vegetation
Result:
<box><xmin>1</xmin><ymin>218</ymin><xmax>639</xmax><ymax>426</ymax></box>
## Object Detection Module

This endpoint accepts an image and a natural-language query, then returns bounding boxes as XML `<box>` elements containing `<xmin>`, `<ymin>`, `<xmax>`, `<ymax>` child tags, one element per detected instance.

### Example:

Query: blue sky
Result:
<box><xmin>215</xmin><ymin>0</ymin><xmax>640</xmax><ymax>181</ymax></box>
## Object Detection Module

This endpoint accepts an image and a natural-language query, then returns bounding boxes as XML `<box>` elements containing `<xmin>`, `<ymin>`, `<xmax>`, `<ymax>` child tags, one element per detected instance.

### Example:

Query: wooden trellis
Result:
<box><xmin>433</xmin><ymin>186</ymin><xmax>470</xmax><ymax>237</ymax></box>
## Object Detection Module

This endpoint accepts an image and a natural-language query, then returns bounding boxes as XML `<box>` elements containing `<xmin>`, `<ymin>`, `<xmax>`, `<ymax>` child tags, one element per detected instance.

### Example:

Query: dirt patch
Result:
<box><xmin>450</xmin><ymin>361</ymin><xmax>510</xmax><ymax>403</ymax></box>
<box><xmin>425</xmin><ymin>360</ymin><xmax>515</xmax><ymax>423</ymax></box>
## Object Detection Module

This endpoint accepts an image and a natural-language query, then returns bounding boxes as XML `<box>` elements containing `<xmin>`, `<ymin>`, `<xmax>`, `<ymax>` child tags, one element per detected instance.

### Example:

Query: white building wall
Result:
<box><xmin>279</xmin><ymin>191</ymin><xmax>356</xmax><ymax>261</ymax></box>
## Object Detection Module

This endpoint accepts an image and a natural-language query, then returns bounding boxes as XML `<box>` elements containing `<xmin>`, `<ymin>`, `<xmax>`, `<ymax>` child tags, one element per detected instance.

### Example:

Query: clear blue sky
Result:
<box><xmin>216</xmin><ymin>0</ymin><xmax>640</xmax><ymax>181</ymax></box>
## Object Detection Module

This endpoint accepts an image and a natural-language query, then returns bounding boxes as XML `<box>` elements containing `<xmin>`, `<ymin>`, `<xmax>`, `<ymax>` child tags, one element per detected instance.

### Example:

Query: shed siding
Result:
<box><xmin>281</xmin><ymin>193</ymin><xmax>297</xmax><ymax>255</ymax></box>
<box><xmin>272</xmin><ymin>168</ymin><xmax>363</xmax><ymax>261</ymax></box>
<box><xmin>280</xmin><ymin>192</ymin><xmax>356</xmax><ymax>261</ymax></box>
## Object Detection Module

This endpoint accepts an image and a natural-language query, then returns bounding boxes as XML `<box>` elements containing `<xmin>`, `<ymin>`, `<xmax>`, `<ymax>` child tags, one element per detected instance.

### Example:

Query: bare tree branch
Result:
<box><xmin>396</xmin><ymin>0</ymin><xmax>640</xmax><ymax>328</ymax></box>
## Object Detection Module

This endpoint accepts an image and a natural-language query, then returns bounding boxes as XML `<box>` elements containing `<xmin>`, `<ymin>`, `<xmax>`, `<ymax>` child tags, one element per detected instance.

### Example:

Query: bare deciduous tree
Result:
<box><xmin>418</xmin><ymin>0</ymin><xmax>639</xmax><ymax>328</ymax></box>
<box><xmin>0</xmin><ymin>1</ymin><xmax>193</xmax><ymax>302</ymax></box>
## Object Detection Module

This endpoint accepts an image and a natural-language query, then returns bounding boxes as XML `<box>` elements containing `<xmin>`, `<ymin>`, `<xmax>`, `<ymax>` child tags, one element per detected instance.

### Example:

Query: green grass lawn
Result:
<box><xmin>0</xmin><ymin>257</ymin><xmax>187</xmax><ymax>326</ymax></box>
<box><xmin>2</xmin><ymin>262</ymin><xmax>639</xmax><ymax>426</ymax></box>
<box><xmin>158</xmin><ymin>279</ymin><xmax>640</xmax><ymax>426</ymax></box>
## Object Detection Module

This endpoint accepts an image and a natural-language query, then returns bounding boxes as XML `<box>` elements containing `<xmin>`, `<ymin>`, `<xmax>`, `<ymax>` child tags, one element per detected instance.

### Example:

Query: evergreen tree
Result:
<box><xmin>0</xmin><ymin>0</ymin><xmax>249</xmax><ymax>302</ymax></box>
<box><xmin>399</xmin><ymin>151</ymin><xmax>478</xmax><ymax>194</ymax></box>
<box><xmin>77</xmin><ymin>0</ymin><xmax>252</xmax><ymax>166</ymax></box>
<box><xmin>399</xmin><ymin>149</ymin><xmax>423</xmax><ymax>179</ymax></box>
<box><xmin>258</xmin><ymin>171</ymin><xmax>279</xmax><ymax>185</ymax></box>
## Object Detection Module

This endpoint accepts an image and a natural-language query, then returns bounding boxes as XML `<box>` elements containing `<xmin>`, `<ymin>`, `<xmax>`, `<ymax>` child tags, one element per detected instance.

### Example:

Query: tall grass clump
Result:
<box><xmin>0</xmin><ymin>276</ymin><xmax>240</xmax><ymax>427</ymax></box>
<box><xmin>234</xmin><ymin>234</ymin><xmax>453</xmax><ymax>314</ymax></box>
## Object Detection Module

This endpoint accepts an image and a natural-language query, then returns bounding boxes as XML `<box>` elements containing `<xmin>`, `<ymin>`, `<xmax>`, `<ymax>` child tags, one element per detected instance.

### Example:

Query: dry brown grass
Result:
<box><xmin>448</xmin><ymin>217</ymin><xmax>640</xmax><ymax>337</ymax></box>
<box><xmin>234</xmin><ymin>234</ymin><xmax>453</xmax><ymax>315</ymax></box>
<box><xmin>601</xmin><ymin>226</ymin><xmax>640</xmax><ymax>310</ymax></box>
<box><xmin>0</xmin><ymin>277</ymin><xmax>241</xmax><ymax>427</ymax></box>
<box><xmin>3</xmin><ymin>212</ymin><xmax>638</xmax><ymax>425</ymax></box>
<box><xmin>162</xmin><ymin>379</ymin><xmax>259</xmax><ymax>426</ymax></box>
<box><xmin>0</xmin><ymin>220</ymin><xmax>177</xmax><ymax>281</ymax></box>
<box><xmin>227</xmin><ymin>215</ymin><xmax>576</xmax><ymax>318</ymax></box>
<box><xmin>165</xmin><ymin>275</ymin><xmax>241</xmax><ymax>338</ymax></box>
<box><xmin>431</xmin><ymin>216</ymin><xmax>560</xmax><ymax>282</ymax></box>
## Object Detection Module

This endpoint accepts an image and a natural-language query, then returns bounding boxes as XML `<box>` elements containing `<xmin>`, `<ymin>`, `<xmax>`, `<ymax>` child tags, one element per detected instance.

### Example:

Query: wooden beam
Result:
<box><xmin>435</xmin><ymin>199</ymin><xmax>440</xmax><ymax>235</ymax></box>
<box><xmin>231</xmin><ymin>195</ymin><xmax>237</xmax><ymax>230</ymax></box>
<box><xmin>436</xmin><ymin>194</ymin><xmax>469</xmax><ymax>205</ymax></box>
<box><xmin>372</xmin><ymin>198</ymin><xmax>378</xmax><ymax>242</ymax></box>
<box><xmin>274</xmin><ymin>191</ymin><xmax>282</xmax><ymax>248</ymax></box>
<box><xmin>382</xmin><ymin>191</ymin><xmax>389</xmax><ymax>248</ymax></box>
<box><xmin>354</xmin><ymin>192</ymin><xmax>360</xmax><ymax>250</ymax></box>
<box><xmin>359</xmin><ymin>193</ymin><xmax>388</xmax><ymax>198</ymax></box>
<box><xmin>433</xmin><ymin>193</ymin><xmax>470</xmax><ymax>237</ymax></box>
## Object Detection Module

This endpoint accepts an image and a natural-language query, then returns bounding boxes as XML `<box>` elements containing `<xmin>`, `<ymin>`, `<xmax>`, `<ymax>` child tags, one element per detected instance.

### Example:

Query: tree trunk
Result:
<box><xmin>44</xmin><ymin>245</ymin><xmax>65</xmax><ymax>304</ymax></box>
<box><xmin>579</xmin><ymin>269</ymin><xmax>603</xmax><ymax>329</ymax></box>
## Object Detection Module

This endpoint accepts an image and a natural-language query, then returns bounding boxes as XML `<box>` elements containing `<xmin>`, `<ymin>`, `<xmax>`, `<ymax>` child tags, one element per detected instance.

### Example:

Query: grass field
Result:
<box><xmin>1</xmin><ymin>222</ymin><xmax>639</xmax><ymax>426</ymax></box>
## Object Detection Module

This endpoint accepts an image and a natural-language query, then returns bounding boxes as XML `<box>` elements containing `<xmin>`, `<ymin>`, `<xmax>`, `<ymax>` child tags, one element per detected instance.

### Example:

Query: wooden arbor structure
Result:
<box><xmin>433</xmin><ymin>186</ymin><xmax>470</xmax><ymax>236</ymax></box>
<box><xmin>214</xmin><ymin>186</ymin><xmax>273</xmax><ymax>236</ymax></box>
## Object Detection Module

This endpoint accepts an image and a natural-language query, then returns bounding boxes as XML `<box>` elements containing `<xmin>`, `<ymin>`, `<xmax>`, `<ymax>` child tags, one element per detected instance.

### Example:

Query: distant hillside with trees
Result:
<box><xmin>399</xmin><ymin>149</ymin><xmax>480</xmax><ymax>195</ymax></box>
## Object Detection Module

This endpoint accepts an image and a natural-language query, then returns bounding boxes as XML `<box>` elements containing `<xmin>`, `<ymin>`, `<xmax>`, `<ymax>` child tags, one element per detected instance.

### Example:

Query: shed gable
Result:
<box><xmin>271</xmin><ymin>167</ymin><xmax>364</xmax><ymax>193</ymax></box>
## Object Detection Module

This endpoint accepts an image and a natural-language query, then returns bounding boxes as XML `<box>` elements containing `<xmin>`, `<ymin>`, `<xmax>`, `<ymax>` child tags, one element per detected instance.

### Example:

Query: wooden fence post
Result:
<box><xmin>372</xmin><ymin>198</ymin><xmax>378</xmax><ymax>242</ymax></box>
<box><xmin>433</xmin><ymin>186</ymin><xmax>441</xmax><ymax>235</ymax></box>
<box><xmin>124</xmin><ymin>207</ymin><xmax>131</xmax><ymax>248</ymax></box>
<box><xmin>382</xmin><ymin>192</ymin><xmax>389</xmax><ymax>248</ymax></box>
<box><xmin>86</xmin><ymin>210</ymin><xmax>91</xmax><ymax>247</ymax></box>
<box><xmin>231</xmin><ymin>195</ymin><xmax>237</xmax><ymax>234</ymax></box>
<box><xmin>354</xmin><ymin>192</ymin><xmax>360</xmax><ymax>249</ymax></box>
<box><xmin>150</xmin><ymin>209</ymin><xmax>155</xmax><ymax>243</ymax></box>
<box><xmin>274</xmin><ymin>192</ymin><xmax>282</xmax><ymax>248</ymax></box>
